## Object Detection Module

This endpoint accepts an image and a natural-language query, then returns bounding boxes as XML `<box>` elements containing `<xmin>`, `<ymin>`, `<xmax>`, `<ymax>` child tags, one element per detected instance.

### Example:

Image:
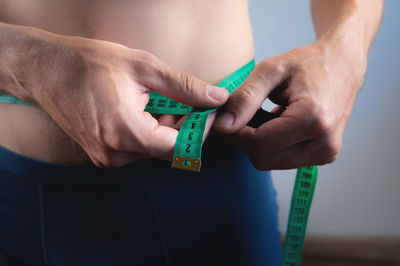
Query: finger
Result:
<box><xmin>227</xmin><ymin>100</ymin><xmax>315</xmax><ymax>153</ymax></box>
<box><xmin>145</xmin><ymin>126</ymin><xmax>178</xmax><ymax>161</ymax></box>
<box><xmin>138</xmin><ymin>112</ymin><xmax>179</xmax><ymax>161</ymax></box>
<box><xmin>136</xmin><ymin>52</ymin><xmax>229</xmax><ymax>108</ymax></box>
<box><xmin>203</xmin><ymin>111</ymin><xmax>217</xmax><ymax>141</ymax></box>
<box><xmin>151</xmin><ymin>113</ymin><xmax>161</xmax><ymax>120</ymax></box>
<box><xmin>88</xmin><ymin>149</ymin><xmax>150</xmax><ymax>168</ymax></box>
<box><xmin>154</xmin><ymin>111</ymin><xmax>215</xmax><ymax>159</ymax></box>
<box><xmin>254</xmin><ymin>101</ymin><xmax>316</xmax><ymax>151</ymax></box>
<box><xmin>175</xmin><ymin>115</ymin><xmax>187</xmax><ymax>128</ymax></box>
<box><xmin>248</xmin><ymin>140</ymin><xmax>315</xmax><ymax>170</ymax></box>
<box><xmin>158</xmin><ymin>111</ymin><xmax>216</xmax><ymax>141</ymax></box>
<box><xmin>271</xmin><ymin>105</ymin><xmax>286</xmax><ymax>115</ymax></box>
<box><xmin>246</xmin><ymin>108</ymin><xmax>280</xmax><ymax>128</ymax></box>
<box><xmin>157</xmin><ymin>114</ymin><xmax>183</xmax><ymax>129</ymax></box>
<box><xmin>245</xmin><ymin>135</ymin><xmax>341</xmax><ymax>170</ymax></box>
<box><xmin>214</xmin><ymin>60</ymin><xmax>291</xmax><ymax>134</ymax></box>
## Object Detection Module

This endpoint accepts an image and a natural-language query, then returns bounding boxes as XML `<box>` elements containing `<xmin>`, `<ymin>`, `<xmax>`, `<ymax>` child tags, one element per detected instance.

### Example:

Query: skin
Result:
<box><xmin>0</xmin><ymin>0</ymin><xmax>383</xmax><ymax>170</ymax></box>
<box><xmin>0</xmin><ymin>0</ymin><xmax>253</xmax><ymax>166</ymax></box>
<box><xmin>214</xmin><ymin>0</ymin><xmax>384</xmax><ymax>170</ymax></box>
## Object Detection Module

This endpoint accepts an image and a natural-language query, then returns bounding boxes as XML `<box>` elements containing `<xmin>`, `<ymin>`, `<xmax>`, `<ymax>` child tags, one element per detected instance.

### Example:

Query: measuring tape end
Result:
<box><xmin>171</xmin><ymin>156</ymin><xmax>201</xmax><ymax>173</ymax></box>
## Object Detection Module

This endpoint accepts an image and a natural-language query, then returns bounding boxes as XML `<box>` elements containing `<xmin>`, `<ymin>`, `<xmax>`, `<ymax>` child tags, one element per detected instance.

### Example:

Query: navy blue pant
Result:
<box><xmin>0</xmin><ymin>131</ymin><xmax>282</xmax><ymax>266</ymax></box>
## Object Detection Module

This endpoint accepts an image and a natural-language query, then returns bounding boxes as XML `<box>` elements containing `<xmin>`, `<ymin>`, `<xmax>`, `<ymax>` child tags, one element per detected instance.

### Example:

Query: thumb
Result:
<box><xmin>138</xmin><ymin>53</ymin><xmax>229</xmax><ymax>107</ymax></box>
<box><xmin>166</xmin><ymin>71</ymin><xmax>229</xmax><ymax>107</ymax></box>
<box><xmin>214</xmin><ymin>62</ymin><xmax>284</xmax><ymax>134</ymax></box>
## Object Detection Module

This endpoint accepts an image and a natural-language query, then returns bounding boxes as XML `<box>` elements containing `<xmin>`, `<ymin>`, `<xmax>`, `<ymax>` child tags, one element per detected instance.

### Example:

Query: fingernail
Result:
<box><xmin>207</xmin><ymin>85</ymin><xmax>228</xmax><ymax>102</ymax></box>
<box><xmin>215</xmin><ymin>112</ymin><xmax>234</xmax><ymax>129</ymax></box>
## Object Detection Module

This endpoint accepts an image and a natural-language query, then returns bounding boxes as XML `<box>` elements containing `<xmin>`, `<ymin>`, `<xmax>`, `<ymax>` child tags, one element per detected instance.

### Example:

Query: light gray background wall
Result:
<box><xmin>248</xmin><ymin>0</ymin><xmax>400</xmax><ymax>236</ymax></box>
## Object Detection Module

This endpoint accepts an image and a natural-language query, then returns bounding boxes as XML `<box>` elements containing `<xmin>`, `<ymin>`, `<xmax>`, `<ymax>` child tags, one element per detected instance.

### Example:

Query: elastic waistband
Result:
<box><xmin>0</xmin><ymin>145</ymin><xmax>169</xmax><ymax>186</ymax></box>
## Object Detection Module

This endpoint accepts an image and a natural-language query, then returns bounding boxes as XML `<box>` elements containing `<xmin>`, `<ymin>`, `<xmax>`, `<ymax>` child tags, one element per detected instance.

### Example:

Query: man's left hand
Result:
<box><xmin>214</xmin><ymin>41</ymin><xmax>367</xmax><ymax>170</ymax></box>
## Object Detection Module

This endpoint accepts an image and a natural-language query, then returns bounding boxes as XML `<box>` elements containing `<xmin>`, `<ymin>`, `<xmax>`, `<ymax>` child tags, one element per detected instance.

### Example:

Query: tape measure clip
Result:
<box><xmin>171</xmin><ymin>156</ymin><xmax>201</xmax><ymax>173</ymax></box>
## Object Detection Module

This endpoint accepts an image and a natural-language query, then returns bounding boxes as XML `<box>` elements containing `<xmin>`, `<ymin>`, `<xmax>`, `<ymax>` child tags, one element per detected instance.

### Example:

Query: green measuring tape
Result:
<box><xmin>282</xmin><ymin>165</ymin><xmax>318</xmax><ymax>265</ymax></box>
<box><xmin>145</xmin><ymin>60</ymin><xmax>318</xmax><ymax>265</ymax></box>
<box><xmin>146</xmin><ymin>60</ymin><xmax>257</xmax><ymax>172</ymax></box>
<box><xmin>0</xmin><ymin>59</ymin><xmax>317</xmax><ymax>265</ymax></box>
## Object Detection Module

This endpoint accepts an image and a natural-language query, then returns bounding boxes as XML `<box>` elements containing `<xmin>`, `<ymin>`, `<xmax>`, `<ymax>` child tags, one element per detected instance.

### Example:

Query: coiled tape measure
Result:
<box><xmin>145</xmin><ymin>60</ymin><xmax>318</xmax><ymax>266</ymax></box>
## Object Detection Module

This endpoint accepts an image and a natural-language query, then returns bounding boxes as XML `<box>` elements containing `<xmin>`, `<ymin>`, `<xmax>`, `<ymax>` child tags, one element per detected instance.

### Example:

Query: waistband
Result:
<box><xmin>0</xmin><ymin>144</ymin><xmax>166</xmax><ymax>186</ymax></box>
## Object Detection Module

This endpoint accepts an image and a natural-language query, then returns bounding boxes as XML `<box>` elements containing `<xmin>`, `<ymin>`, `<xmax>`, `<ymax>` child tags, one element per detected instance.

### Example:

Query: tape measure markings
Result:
<box><xmin>172</xmin><ymin>60</ymin><xmax>256</xmax><ymax>172</ymax></box>
<box><xmin>144</xmin><ymin>60</ymin><xmax>318</xmax><ymax>266</ymax></box>
<box><xmin>145</xmin><ymin>91</ymin><xmax>193</xmax><ymax>115</ymax></box>
<box><xmin>282</xmin><ymin>165</ymin><xmax>318</xmax><ymax>266</ymax></box>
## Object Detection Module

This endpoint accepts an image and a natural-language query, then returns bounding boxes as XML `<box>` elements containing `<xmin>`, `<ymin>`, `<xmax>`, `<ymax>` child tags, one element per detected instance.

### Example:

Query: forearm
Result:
<box><xmin>311</xmin><ymin>0</ymin><xmax>384</xmax><ymax>59</ymax></box>
<box><xmin>215</xmin><ymin>1</ymin><xmax>384</xmax><ymax>169</ymax></box>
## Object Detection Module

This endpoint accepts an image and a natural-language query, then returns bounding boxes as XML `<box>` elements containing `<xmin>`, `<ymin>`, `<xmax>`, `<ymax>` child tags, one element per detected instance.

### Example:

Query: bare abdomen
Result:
<box><xmin>0</xmin><ymin>0</ymin><xmax>254</xmax><ymax>164</ymax></box>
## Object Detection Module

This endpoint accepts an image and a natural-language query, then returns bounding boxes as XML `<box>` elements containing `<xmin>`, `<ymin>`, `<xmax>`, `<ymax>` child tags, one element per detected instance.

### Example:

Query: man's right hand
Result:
<box><xmin>5</xmin><ymin>26</ymin><xmax>229</xmax><ymax>167</ymax></box>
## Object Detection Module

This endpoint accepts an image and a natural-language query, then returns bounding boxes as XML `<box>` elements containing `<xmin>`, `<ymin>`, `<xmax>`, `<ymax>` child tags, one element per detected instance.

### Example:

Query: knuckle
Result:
<box><xmin>271</xmin><ymin>62</ymin><xmax>287</xmax><ymax>77</ymax></box>
<box><xmin>295</xmin><ymin>62</ymin><xmax>308</xmax><ymax>74</ymax></box>
<box><xmin>135</xmin><ymin>49</ymin><xmax>153</xmax><ymax>62</ymax></box>
<box><xmin>319</xmin><ymin>139</ymin><xmax>342</xmax><ymax>164</ymax></box>
<box><xmin>94</xmin><ymin>150</ymin><xmax>114</xmax><ymax>168</ymax></box>
<box><xmin>258</xmin><ymin>59</ymin><xmax>288</xmax><ymax>78</ymax></box>
<box><xmin>325</xmin><ymin>153</ymin><xmax>339</xmax><ymax>164</ymax></box>
<box><xmin>132</xmin><ymin>50</ymin><xmax>159</xmax><ymax>76</ymax></box>
<box><xmin>235</xmin><ymin>88</ymin><xmax>256</xmax><ymax>106</ymax></box>
<box><xmin>312</xmin><ymin>112</ymin><xmax>335</xmax><ymax>136</ymax></box>
<box><xmin>105</xmin><ymin>135</ymin><xmax>126</xmax><ymax>151</ymax></box>
<box><xmin>98</xmin><ymin>125</ymin><xmax>126</xmax><ymax>151</ymax></box>
<box><xmin>257</xmin><ymin>60</ymin><xmax>273</xmax><ymax>73</ymax></box>
<box><xmin>97</xmin><ymin>152</ymin><xmax>126</xmax><ymax>168</ymax></box>
<box><xmin>178</xmin><ymin>72</ymin><xmax>198</xmax><ymax>95</ymax></box>
<box><xmin>318</xmin><ymin>154</ymin><xmax>338</xmax><ymax>165</ymax></box>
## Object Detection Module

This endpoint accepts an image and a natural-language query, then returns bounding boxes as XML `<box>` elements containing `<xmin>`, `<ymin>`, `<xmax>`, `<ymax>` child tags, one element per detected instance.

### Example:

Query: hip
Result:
<box><xmin>0</xmin><ymin>133</ymin><xmax>282</xmax><ymax>265</ymax></box>
<box><xmin>0</xmin><ymin>56</ymin><xmax>254</xmax><ymax>165</ymax></box>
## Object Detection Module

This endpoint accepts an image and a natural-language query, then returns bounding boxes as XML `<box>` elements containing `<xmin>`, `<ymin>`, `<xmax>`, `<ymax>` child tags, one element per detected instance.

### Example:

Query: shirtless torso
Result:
<box><xmin>0</xmin><ymin>0</ymin><xmax>254</xmax><ymax>164</ymax></box>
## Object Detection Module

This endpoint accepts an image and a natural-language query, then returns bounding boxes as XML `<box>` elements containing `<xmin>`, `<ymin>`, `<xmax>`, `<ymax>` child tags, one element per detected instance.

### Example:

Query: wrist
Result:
<box><xmin>0</xmin><ymin>23</ymin><xmax>63</xmax><ymax>104</ymax></box>
<box><xmin>315</xmin><ymin>38</ymin><xmax>368</xmax><ymax>90</ymax></box>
